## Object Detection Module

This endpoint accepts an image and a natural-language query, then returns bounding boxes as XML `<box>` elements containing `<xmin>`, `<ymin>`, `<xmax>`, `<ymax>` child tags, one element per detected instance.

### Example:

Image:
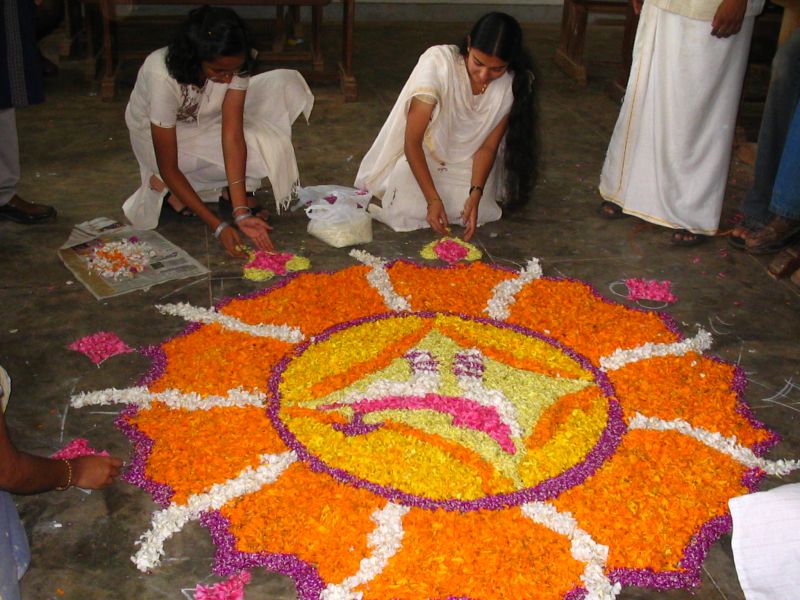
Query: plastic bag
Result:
<box><xmin>302</xmin><ymin>185</ymin><xmax>372</xmax><ymax>248</ymax></box>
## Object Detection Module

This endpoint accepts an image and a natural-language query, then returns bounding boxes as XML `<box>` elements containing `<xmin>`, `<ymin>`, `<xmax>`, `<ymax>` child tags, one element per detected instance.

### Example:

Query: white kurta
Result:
<box><xmin>599</xmin><ymin>1</ymin><xmax>759</xmax><ymax>234</ymax></box>
<box><xmin>123</xmin><ymin>48</ymin><xmax>314</xmax><ymax>230</ymax></box>
<box><xmin>355</xmin><ymin>45</ymin><xmax>512</xmax><ymax>233</ymax></box>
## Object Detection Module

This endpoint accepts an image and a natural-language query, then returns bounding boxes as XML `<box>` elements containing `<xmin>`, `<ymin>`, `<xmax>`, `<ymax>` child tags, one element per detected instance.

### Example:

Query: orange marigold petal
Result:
<box><xmin>508</xmin><ymin>279</ymin><xmax>678</xmax><ymax>364</ymax></box>
<box><xmin>554</xmin><ymin>429</ymin><xmax>748</xmax><ymax>572</ymax></box>
<box><xmin>610</xmin><ymin>354</ymin><xmax>771</xmax><ymax>448</ymax></box>
<box><xmin>221</xmin><ymin>463</ymin><xmax>384</xmax><ymax>583</ymax></box>
<box><xmin>130</xmin><ymin>404</ymin><xmax>286</xmax><ymax>504</ymax></box>
<box><xmin>221</xmin><ymin>267</ymin><xmax>388</xmax><ymax>336</ymax></box>
<box><xmin>151</xmin><ymin>324</ymin><xmax>291</xmax><ymax>395</ymax></box>
<box><xmin>389</xmin><ymin>261</ymin><xmax>513</xmax><ymax>316</ymax></box>
<box><xmin>361</xmin><ymin>507</ymin><xmax>584</xmax><ymax>599</ymax></box>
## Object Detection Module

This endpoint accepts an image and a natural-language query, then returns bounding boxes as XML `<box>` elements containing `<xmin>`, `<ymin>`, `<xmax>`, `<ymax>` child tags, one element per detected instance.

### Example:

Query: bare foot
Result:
<box><xmin>149</xmin><ymin>174</ymin><xmax>166</xmax><ymax>193</ymax></box>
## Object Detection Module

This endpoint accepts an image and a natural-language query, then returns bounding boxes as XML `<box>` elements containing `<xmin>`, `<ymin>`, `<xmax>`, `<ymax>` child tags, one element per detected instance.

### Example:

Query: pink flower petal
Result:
<box><xmin>52</xmin><ymin>438</ymin><xmax>110</xmax><ymax>459</ymax></box>
<box><xmin>434</xmin><ymin>239</ymin><xmax>469</xmax><ymax>264</ymax></box>
<box><xmin>68</xmin><ymin>332</ymin><xmax>134</xmax><ymax>365</ymax></box>
<box><xmin>195</xmin><ymin>571</ymin><xmax>252</xmax><ymax>600</ymax></box>
<box><xmin>243</xmin><ymin>252</ymin><xmax>293</xmax><ymax>276</ymax></box>
<box><xmin>624</xmin><ymin>278</ymin><xmax>678</xmax><ymax>304</ymax></box>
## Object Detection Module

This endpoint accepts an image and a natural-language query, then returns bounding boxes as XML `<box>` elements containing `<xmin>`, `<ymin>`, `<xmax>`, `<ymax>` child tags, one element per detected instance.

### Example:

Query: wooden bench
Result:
<box><xmin>94</xmin><ymin>0</ymin><xmax>356</xmax><ymax>101</ymax></box>
<box><xmin>554</xmin><ymin>0</ymin><xmax>630</xmax><ymax>85</ymax></box>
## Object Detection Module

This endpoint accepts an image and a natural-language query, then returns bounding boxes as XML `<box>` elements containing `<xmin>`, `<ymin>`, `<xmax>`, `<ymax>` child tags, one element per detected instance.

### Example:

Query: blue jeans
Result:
<box><xmin>769</xmin><ymin>100</ymin><xmax>800</xmax><ymax>220</ymax></box>
<box><xmin>741</xmin><ymin>29</ymin><xmax>800</xmax><ymax>226</ymax></box>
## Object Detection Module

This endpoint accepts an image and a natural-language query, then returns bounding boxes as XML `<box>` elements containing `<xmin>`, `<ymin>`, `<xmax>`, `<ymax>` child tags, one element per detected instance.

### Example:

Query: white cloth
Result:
<box><xmin>355</xmin><ymin>45</ymin><xmax>512</xmax><ymax>232</ymax></box>
<box><xmin>649</xmin><ymin>0</ymin><xmax>763</xmax><ymax>24</ymax></box>
<box><xmin>599</xmin><ymin>3</ymin><xmax>755</xmax><ymax>234</ymax></box>
<box><xmin>123</xmin><ymin>48</ymin><xmax>314</xmax><ymax>230</ymax></box>
<box><xmin>729</xmin><ymin>483</ymin><xmax>800</xmax><ymax>600</ymax></box>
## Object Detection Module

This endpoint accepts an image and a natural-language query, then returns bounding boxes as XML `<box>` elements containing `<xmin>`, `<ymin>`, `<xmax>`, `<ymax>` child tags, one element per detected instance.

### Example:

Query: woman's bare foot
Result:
<box><xmin>150</xmin><ymin>175</ymin><xmax>192</xmax><ymax>215</ymax></box>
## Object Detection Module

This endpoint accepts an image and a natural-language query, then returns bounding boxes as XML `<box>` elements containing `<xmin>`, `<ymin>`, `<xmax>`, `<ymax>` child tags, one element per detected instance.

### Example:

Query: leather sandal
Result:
<box><xmin>745</xmin><ymin>216</ymin><xmax>800</xmax><ymax>255</ymax></box>
<box><xmin>768</xmin><ymin>246</ymin><xmax>800</xmax><ymax>279</ymax></box>
<box><xmin>0</xmin><ymin>195</ymin><xmax>56</xmax><ymax>224</ymax></box>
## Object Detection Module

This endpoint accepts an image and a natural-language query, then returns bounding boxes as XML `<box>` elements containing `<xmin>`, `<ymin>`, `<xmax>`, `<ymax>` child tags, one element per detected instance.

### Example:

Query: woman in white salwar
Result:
<box><xmin>123</xmin><ymin>6</ymin><xmax>313</xmax><ymax>256</ymax></box>
<box><xmin>355</xmin><ymin>12</ymin><xmax>538</xmax><ymax>240</ymax></box>
<box><xmin>597</xmin><ymin>0</ymin><xmax>762</xmax><ymax>246</ymax></box>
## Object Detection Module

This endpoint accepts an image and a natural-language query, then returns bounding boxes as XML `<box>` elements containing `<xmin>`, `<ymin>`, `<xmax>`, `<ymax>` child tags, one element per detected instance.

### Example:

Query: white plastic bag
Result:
<box><xmin>301</xmin><ymin>185</ymin><xmax>373</xmax><ymax>248</ymax></box>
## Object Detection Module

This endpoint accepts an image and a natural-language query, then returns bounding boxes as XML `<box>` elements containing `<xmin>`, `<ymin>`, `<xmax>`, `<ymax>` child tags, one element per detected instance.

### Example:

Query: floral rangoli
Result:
<box><xmin>72</xmin><ymin>250</ymin><xmax>799</xmax><ymax>599</ymax></box>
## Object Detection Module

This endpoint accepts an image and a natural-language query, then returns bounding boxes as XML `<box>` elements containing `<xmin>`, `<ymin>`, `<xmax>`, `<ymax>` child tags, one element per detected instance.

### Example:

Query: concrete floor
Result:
<box><xmin>2</xmin><ymin>18</ymin><xmax>799</xmax><ymax>600</ymax></box>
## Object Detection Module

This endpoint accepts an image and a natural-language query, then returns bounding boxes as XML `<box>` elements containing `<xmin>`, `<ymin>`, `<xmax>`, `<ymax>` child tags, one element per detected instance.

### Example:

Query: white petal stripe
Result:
<box><xmin>71</xmin><ymin>386</ymin><xmax>266</xmax><ymax>411</ymax></box>
<box><xmin>521</xmin><ymin>502</ymin><xmax>621</xmax><ymax>600</ymax></box>
<box><xmin>321</xmin><ymin>502</ymin><xmax>411</xmax><ymax>599</ymax></box>
<box><xmin>628</xmin><ymin>413</ymin><xmax>800</xmax><ymax>476</ymax></box>
<box><xmin>156</xmin><ymin>302</ymin><xmax>304</xmax><ymax>343</ymax></box>
<box><xmin>599</xmin><ymin>329</ymin><xmax>712</xmax><ymax>372</ymax></box>
<box><xmin>484</xmin><ymin>258</ymin><xmax>543</xmax><ymax>320</ymax></box>
<box><xmin>349</xmin><ymin>250</ymin><xmax>411</xmax><ymax>312</ymax></box>
<box><xmin>132</xmin><ymin>451</ymin><xmax>296</xmax><ymax>572</ymax></box>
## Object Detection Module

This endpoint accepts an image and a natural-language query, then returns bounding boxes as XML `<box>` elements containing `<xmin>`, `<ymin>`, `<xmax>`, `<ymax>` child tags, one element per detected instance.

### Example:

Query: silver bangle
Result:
<box><xmin>234</xmin><ymin>212</ymin><xmax>253</xmax><ymax>224</ymax></box>
<box><xmin>213</xmin><ymin>221</ymin><xmax>230</xmax><ymax>239</ymax></box>
<box><xmin>232</xmin><ymin>205</ymin><xmax>251</xmax><ymax>215</ymax></box>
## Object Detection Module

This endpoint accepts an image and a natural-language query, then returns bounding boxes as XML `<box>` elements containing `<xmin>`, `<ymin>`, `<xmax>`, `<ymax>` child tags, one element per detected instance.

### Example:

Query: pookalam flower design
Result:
<box><xmin>243</xmin><ymin>251</ymin><xmax>310</xmax><ymax>282</ymax></box>
<box><xmin>71</xmin><ymin>252</ymin><xmax>799</xmax><ymax>599</ymax></box>
<box><xmin>420</xmin><ymin>237</ymin><xmax>482</xmax><ymax>264</ymax></box>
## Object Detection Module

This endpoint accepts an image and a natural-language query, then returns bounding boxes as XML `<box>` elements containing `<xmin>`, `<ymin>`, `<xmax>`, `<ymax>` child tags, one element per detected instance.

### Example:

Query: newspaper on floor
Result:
<box><xmin>58</xmin><ymin>217</ymin><xmax>208</xmax><ymax>300</ymax></box>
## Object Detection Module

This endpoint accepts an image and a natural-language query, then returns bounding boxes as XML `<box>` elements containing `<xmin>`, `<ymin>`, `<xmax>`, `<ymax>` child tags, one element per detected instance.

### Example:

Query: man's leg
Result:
<box><xmin>0</xmin><ymin>107</ymin><xmax>56</xmax><ymax>223</ymax></box>
<box><xmin>741</xmin><ymin>30</ymin><xmax>800</xmax><ymax>226</ymax></box>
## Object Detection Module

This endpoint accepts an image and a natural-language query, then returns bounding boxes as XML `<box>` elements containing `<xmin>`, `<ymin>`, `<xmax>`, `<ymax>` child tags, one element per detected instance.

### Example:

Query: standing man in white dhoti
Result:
<box><xmin>123</xmin><ymin>6</ymin><xmax>313</xmax><ymax>256</ymax></box>
<box><xmin>355</xmin><ymin>12</ymin><xmax>538</xmax><ymax>241</ymax></box>
<box><xmin>598</xmin><ymin>0</ymin><xmax>763</xmax><ymax>245</ymax></box>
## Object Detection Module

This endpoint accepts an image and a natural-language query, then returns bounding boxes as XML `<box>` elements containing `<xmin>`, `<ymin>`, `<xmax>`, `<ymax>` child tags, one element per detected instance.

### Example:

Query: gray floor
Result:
<box><xmin>2</xmin><ymin>18</ymin><xmax>799</xmax><ymax>600</ymax></box>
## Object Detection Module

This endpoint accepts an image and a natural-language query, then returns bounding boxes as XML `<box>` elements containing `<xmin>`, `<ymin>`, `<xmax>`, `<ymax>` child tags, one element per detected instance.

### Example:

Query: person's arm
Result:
<box><xmin>462</xmin><ymin>115</ymin><xmax>509</xmax><ymax>241</ymax></box>
<box><xmin>150</xmin><ymin>124</ymin><xmax>245</xmax><ymax>257</ymax></box>
<box><xmin>220</xmin><ymin>88</ymin><xmax>274</xmax><ymax>251</ymax></box>
<box><xmin>711</xmin><ymin>0</ymin><xmax>747</xmax><ymax>37</ymax></box>
<box><xmin>0</xmin><ymin>409</ymin><xmax>122</xmax><ymax>494</ymax></box>
<box><xmin>404</xmin><ymin>97</ymin><xmax>449</xmax><ymax>236</ymax></box>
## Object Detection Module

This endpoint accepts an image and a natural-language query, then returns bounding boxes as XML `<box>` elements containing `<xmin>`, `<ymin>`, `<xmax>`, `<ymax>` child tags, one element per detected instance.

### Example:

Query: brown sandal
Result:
<box><xmin>745</xmin><ymin>217</ymin><xmax>800</xmax><ymax>255</ymax></box>
<box><xmin>768</xmin><ymin>246</ymin><xmax>800</xmax><ymax>279</ymax></box>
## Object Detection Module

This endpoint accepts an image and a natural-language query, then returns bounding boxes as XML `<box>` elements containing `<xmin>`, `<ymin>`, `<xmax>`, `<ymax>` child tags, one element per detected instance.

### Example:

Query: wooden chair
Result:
<box><xmin>94</xmin><ymin>0</ymin><xmax>356</xmax><ymax>101</ymax></box>
<box><xmin>554</xmin><ymin>0</ymin><xmax>629</xmax><ymax>85</ymax></box>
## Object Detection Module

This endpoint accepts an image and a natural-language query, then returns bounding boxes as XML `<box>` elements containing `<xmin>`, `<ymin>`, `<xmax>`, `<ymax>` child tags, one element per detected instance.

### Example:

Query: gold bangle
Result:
<box><xmin>228</xmin><ymin>178</ymin><xmax>246</xmax><ymax>187</ymax></box>
<box><xmin>469</xmin><ymin>184</ymin><xmax>484</xmax><ymax>196</ymax></box>
<box><xmin>55</xmin><ymin>459</ymin><xmax>72</xmax><ymax>491</ymax></box>
<box><xmin>425</xmin><ymin>196</ymin><xmax>442</xmax><ymax>206</ymax></box>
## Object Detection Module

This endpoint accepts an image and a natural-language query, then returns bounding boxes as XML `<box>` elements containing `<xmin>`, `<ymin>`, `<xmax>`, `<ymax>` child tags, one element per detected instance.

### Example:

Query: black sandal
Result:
<box><xmin>160</xmin><ymin>192</ymin><xmax>195</xmax><ymax>219</ymax></box>
<box><xmin>219</xmin><ymin>191</ymin><xmax>268</xmax><ymax>222</ymax></box>
<box><xmin>670</xmin><ymin>229</ymin><xmax>708</xmax><ymax>247</ymax></box>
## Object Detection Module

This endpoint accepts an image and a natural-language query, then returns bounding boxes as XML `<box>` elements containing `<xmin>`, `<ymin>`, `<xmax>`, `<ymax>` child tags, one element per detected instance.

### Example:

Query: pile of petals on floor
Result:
<box><xmin>242</xmin><ymin>251</ymin><xmax>310</xmax><ymax>282</ymax></box>
<box><xmin>420</xmin><ymin>236</ymin><xmax>482</xmax><ymax>263</ymax></box>
<box><xmin>86</xmin><ymin>237</ymin><xmax>155</xmax><ymax>280</ymax></box>
<box><xmin>70</xmin><ymin>249</ymin><xmax>800</xmax><ymax>599</ymax></box>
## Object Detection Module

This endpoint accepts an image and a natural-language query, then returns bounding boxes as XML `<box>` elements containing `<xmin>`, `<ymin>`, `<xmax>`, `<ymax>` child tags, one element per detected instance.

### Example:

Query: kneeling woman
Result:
<box><xmin>123</xmin><ymin>6</ymin><xmax>313</xmax><ymax>255</ymax></box>
<box><xmin>355</xmin><ymin>12</ymin><xmax>538</xmax><ymax>240</ymax></box>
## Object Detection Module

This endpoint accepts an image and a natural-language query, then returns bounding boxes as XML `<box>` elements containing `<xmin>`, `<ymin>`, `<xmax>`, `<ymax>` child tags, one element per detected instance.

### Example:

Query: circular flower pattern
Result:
<box><xmin>91</xmin><ymin>256</ymin><xmax>795</xmax><ymax>599</ymax></box>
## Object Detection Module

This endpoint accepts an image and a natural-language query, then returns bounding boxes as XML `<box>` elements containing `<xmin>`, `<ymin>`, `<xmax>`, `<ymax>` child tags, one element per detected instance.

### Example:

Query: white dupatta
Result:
<box><xmin>355</xmin><ymin>45</ymin><xmax>513</xmax><ymax>199</ymax></box>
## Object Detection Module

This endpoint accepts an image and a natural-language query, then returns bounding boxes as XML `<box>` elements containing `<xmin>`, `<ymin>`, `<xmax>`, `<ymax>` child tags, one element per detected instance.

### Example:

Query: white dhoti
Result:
<box><xmin>599</xmin><ymin>3</ymin><xmax>754</xmax><ymax>234</ymax></box>
<box><xmin>123</xmin><ymin>69</ymin><xmax>313</xmax><ymax>230</ymax></box>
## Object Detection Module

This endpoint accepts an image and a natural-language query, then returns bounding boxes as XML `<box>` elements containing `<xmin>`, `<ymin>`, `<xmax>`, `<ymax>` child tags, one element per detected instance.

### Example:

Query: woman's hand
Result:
<box><xmin>71</xmin><ymin>455</ymin><xmax>124</xmax><ymax>490</ymax></box>
<box><xmin>426</xmin><ymin>198</ymin><xmax>450</xmax><ymax>236</ymax></box>
<box><xmin>462</xmin><ymin>194</ymin><xmax>480</xmax><ymax>241</ymax></box>
<box><xmin>238</xmin><ymin>216</ymin><xmax>275</xmax><ymax>252</ymax></box>
<box><xmin>218</xmin><ymin>225</ymin><xmax>248</xmax><ymax>258</ymax></box>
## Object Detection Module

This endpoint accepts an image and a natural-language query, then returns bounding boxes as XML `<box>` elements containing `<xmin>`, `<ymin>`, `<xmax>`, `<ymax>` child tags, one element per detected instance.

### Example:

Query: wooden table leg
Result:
<box><xmin>339</xmin><ymin>0</ymin><xmax>357</xmax><ymax>102</ymax></box>
<box><xmin>311</xmin><ymin>4</ymin><xmax>323</xmax><ymax>72</ymax></box>
<box><xmin>99</xmin><ymin>0</ymin><xmax>116</xmax><ymax>101</ymax></box>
